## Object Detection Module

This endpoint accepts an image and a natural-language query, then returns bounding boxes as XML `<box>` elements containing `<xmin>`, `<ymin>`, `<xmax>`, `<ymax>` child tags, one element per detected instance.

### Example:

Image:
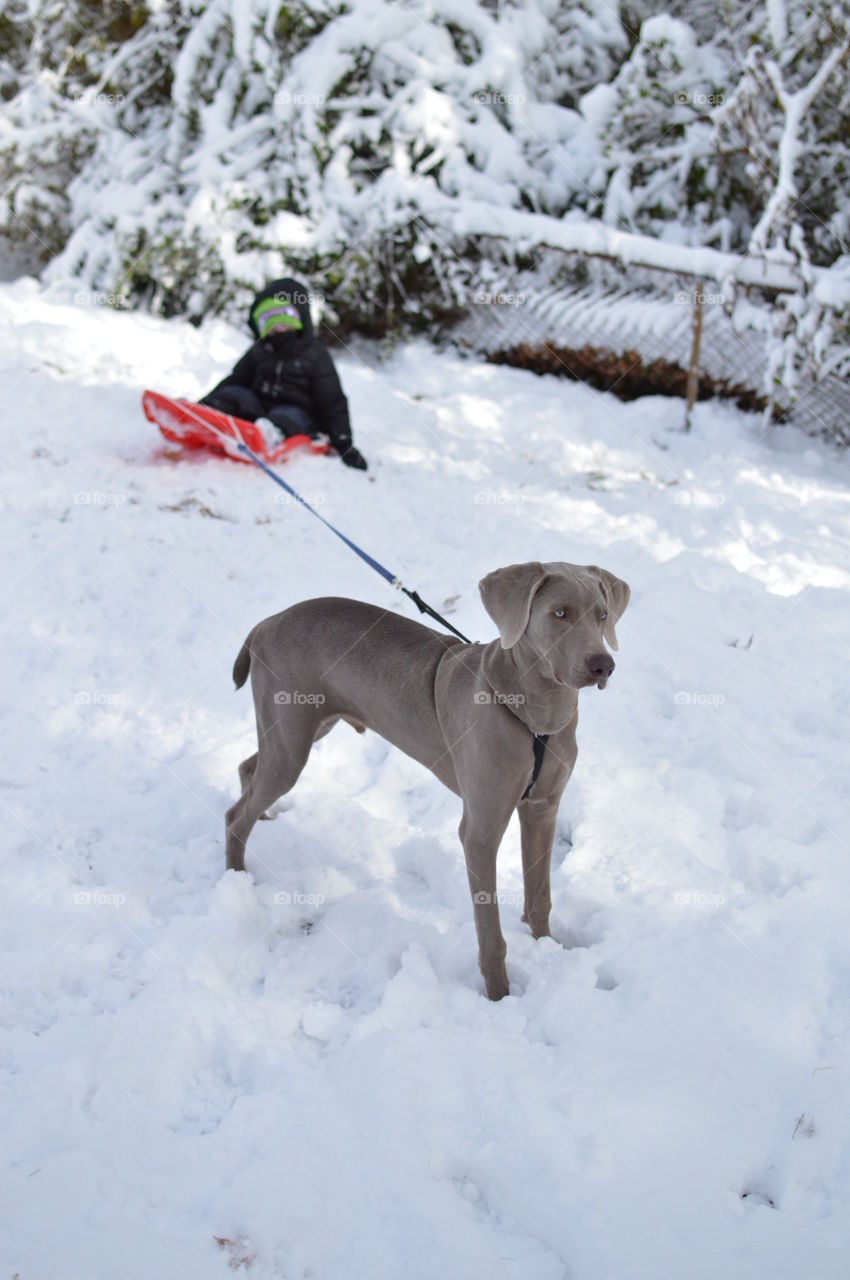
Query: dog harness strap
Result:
<box><xmin>522</xmin><ymin>733</ymin><xmax>550</xmax><ymax>800</ymax></box>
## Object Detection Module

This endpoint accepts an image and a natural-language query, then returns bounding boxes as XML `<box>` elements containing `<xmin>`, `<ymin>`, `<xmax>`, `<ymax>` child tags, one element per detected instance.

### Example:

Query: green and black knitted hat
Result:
<box><xmin>251</xmin><ymin>297</ymin><xmax>304</xmax><ymax>339</ymax></box>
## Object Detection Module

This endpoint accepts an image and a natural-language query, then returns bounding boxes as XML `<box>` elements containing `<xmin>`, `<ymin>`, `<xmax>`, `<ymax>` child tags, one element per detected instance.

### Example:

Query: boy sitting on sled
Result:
<box><xmin>201</xmin><ymin>277</ymin><xmax>367</xmax><ymax>471</ymax></box>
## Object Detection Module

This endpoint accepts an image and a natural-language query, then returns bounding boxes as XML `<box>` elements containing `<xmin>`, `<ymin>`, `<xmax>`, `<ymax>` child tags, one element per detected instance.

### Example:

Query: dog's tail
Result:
<box><xmin>232</xmin><ymin>631</ymin><xmax>254</xmax><ymax>690</ymax></box>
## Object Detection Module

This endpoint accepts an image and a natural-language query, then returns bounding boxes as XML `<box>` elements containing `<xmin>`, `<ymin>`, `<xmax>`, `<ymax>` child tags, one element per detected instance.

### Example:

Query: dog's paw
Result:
<box><xmin>483</xmin><ymin>968</ymin><xmax>510</xmax><ymax>1001</ymax></box>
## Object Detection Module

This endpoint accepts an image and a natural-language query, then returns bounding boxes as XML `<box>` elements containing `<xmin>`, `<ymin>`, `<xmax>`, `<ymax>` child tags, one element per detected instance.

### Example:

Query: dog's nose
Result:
<box><xmin>587</xmin><ymin>652</ymin><xmax>615</xmax><ymax>679</ymax></box>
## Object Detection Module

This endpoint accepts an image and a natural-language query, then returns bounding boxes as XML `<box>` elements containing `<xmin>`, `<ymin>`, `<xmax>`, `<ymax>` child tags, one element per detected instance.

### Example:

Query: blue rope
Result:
<box><xmin>236</xmin><ymin>441</ymin><xmax>397</xmax><ymax>585</ymax></box>
<box><xmin>236</xmin><ymin>441</ymin><xmax>472</xmax><ymax>642</ymax></box>
<box><xmin>156</xmin><ymin>397</ymin><xmax>472</xmax><ymax>642</ymax></box>
<box><xmin>234</xmin><ymin>448</ymin><xmax>471</xmax><ymax>650</ymax></box>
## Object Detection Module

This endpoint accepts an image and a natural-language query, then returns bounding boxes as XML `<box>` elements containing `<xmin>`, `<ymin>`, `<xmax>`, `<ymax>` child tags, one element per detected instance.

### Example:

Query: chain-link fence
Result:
<box><xmin>444</xmin><ymin>245</ymin><xmax>850</xmax><ymax>448</ymax></box>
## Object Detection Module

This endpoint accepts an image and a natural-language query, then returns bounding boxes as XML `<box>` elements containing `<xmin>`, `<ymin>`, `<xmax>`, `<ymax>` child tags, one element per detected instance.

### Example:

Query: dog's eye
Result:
<box><xmin>553</xmin><ymin>608</ymin><xmax>566</xmax><ymax>619</ymax></box>
<box><xmin>600</xmin><ymin>610</ymin><xmax>608</xmax><ymax>622</ymax></box>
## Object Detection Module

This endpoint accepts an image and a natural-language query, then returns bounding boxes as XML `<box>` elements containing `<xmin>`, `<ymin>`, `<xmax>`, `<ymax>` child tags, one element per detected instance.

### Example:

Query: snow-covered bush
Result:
<box><xmin>0</xmin><ymin>0</ymin><xmax>610</xmax><ymax>329</ymax></box>
<box><xmin>712</xmin><ymin>1</ymin><xmax>850</xmax><ymax>398</ymax></box>
<box><xmin>0</xmin><ymin>0</ymin><xmax>847</xmax><ymax>396</ymax></box>
<box><xmin>579</xmin><ymin>2</ymin><xmax>850</xmax><ymax>401</ymax></box>
<box><xmin>580</xmin><ymin>16</ymin><xmax>730</xmax><ymax>243</ymax></box>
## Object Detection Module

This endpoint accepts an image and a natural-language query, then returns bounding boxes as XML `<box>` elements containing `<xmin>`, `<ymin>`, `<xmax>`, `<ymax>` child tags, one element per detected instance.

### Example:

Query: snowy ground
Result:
<box><xmin>2</xmin><ymin>278</ymin><xmax>850</xmax><ymax>1279</ymax></box>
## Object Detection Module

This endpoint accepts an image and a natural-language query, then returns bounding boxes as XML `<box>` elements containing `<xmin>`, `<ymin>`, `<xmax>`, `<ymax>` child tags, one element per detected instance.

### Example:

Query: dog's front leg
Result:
<box><xmin>518</xmin><ymin>799</ymin><xmax>558</xmax><ymax>938</ymax></box>
<box><xmin>460</xmin><ymin>810</ymin><xmax>510</xmax><ymax>1000</ymax></box>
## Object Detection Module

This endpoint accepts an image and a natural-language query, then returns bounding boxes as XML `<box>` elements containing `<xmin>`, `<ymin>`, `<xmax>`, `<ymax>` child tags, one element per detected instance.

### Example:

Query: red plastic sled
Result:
<box><xmin>142</xmin><ymin>390</ymin><xmax>330</xmax><ymax>464</ymax></box>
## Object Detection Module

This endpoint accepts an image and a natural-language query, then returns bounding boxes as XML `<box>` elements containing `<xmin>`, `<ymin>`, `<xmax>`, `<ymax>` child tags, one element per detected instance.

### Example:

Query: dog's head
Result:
<box><xmin>479</xmin><ymin>561</ymin><xmax>630</xmax><ymax>690</ymax></box>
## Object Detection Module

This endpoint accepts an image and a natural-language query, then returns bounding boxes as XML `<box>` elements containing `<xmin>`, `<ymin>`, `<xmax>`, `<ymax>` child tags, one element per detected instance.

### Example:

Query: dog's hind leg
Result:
<box><xmin>225</xmin><ymin>717</ymin><xmax>315</xmax><ymax>872</ymax></box>
<box><xmin>238</xmin><ymin>751</ymin><xmax>280</xmax><ymax>822</ymax></box>
<box><xmin>238</xmin><ymin>753</ymin><xmax>258</xmax><ymax>793</ymax></box>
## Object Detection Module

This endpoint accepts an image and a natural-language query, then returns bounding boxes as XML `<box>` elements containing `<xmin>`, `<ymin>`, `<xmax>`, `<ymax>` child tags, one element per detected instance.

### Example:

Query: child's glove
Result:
<box><xmin>339</xmin><ymin>444</ymin><xmax>368</xmax><ymax>471</ymax></box>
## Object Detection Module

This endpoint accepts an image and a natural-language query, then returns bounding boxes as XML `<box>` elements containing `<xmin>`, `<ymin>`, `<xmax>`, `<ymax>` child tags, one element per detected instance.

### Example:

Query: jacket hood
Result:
<box><xmin>248</xmin><ymin>277</ymin><xmax>314</xmax><ymax>339</ymax></box>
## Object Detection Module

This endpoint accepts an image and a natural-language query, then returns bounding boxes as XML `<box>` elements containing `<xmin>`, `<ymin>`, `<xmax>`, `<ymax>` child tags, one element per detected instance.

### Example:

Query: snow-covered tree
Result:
<box><xmin>0</xmin><ymin>0</ymin><xmax>610</xmax><ymax>327</ymax></box>
<box><xmin>713</xmin><ymin>1</ymin><xmax>850</xmax><ymax>399</ymax></box>
<box><xmin>0</xmin><ymin>0</ymin><xmax>847</xmax><ymax>394</ymax></box>
<box><xmin>580</xmin><ymin>15</ymin><xmax>730</xmax><ymax>242</ymax></box>
<box><xmin>574</xmin><ymin>2</ymin><xmax>849</xmax><ymax>404</ymax></box>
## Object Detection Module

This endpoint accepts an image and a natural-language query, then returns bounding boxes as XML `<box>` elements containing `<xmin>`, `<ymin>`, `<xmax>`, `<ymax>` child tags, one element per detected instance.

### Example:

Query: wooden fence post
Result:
<box><xmin>684</xmin><ymin>284</ymin><xmax>704</xmax><ymax>430</ymax></box>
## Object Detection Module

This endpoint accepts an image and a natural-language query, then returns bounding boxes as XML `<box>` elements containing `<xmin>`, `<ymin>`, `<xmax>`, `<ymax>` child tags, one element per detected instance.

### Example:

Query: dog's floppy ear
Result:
<box><xmin>479</xmin><ymin>561</ymin><xmax>548</xmax><ymax>649</ymax></box>
<box><xmin>588</xmin><ymin>566</ymin><xmax>630</xmax><ymax>651</ymax></box>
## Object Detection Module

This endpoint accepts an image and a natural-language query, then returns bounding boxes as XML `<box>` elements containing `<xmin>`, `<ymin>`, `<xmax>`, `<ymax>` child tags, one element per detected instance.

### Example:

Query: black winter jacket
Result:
<box><xmin>209</xmin><ymin>277</ymin><xmax>352</xmax><ymax>450</ymax></box>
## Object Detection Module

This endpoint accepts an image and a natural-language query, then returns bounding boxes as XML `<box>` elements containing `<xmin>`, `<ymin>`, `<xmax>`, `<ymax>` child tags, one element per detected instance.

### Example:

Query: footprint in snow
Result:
<box><xmin>740</xmin><ymin>1187</ymin><xmax>776</xmax><ymax>1208</ymax></box>
<box><xmin>594</xmin><ymin>965</ymin><xmax>618</xmax><ymax>991</ymax></box>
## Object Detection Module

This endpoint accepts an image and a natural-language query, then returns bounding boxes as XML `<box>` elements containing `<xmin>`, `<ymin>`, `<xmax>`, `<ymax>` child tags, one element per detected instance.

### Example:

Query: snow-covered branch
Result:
<box><xmin>750</xmin><ymin>39</ymin><xmax>849</xmax><ymax>255</ymax></box>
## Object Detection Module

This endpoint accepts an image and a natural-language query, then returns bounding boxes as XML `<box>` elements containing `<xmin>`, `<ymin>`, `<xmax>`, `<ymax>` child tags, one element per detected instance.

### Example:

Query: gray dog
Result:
<box><xmin>226</xmin><ymin>561</ymin><xmax>630</xmax><ymax>999</ymax></box>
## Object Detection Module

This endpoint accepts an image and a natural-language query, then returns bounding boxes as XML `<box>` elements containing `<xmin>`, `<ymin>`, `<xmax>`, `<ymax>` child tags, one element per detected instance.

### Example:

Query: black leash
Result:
<box><xmin>401</xmin><ymin>588</ymin><xmax>471</xmax><ymax>643</ymax></box>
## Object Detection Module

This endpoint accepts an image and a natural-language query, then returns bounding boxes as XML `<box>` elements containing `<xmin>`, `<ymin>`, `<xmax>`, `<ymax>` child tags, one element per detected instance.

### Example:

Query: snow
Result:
<box><xmin>3</xmin><ymin>279</ymin><xmax>850</xmax><ymax>1279</ymax></box>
